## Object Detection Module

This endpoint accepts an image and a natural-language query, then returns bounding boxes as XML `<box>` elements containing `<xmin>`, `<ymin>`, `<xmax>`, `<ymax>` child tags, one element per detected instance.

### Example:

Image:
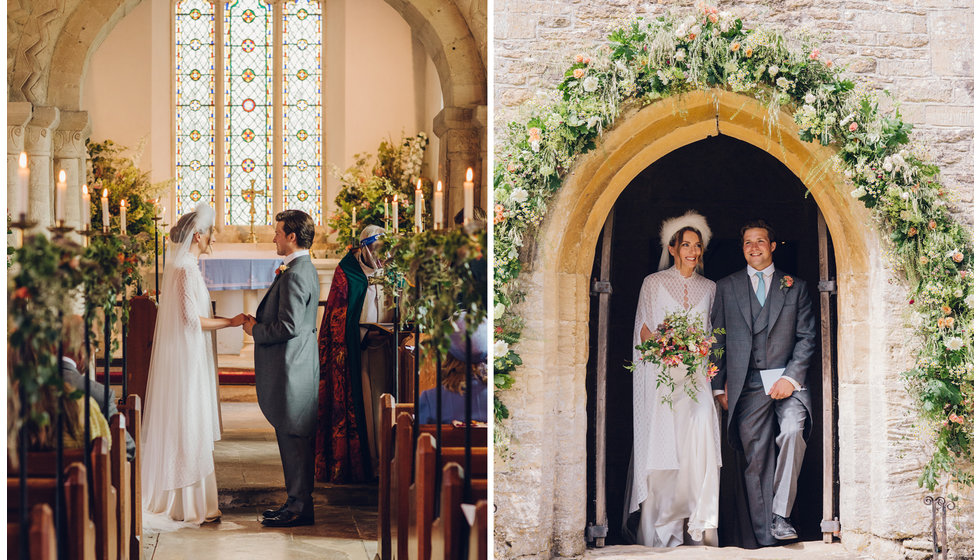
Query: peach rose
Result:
<box><xmin>908</xmin><ymin>227</ymin><xmax>917</xmax><ymax>237</ymax></box>
<box><xmin>848</xmin><ymin>122</ymin><xmax>858</xmax><ymax>132</ymax></box>
<box><xmin>575</xmin><ymin>54</ymin><xmax>584</xmax><ymax>64</ymax></box>
<box><xmin>744</xmin><ymin>47</ymin><xmax>753</xmax><ymax>57</ymax></box>
<box><xmin>730</xmin><ymin>42</ymin><xmax>741</xmax><ymax>52</ymax></box>
<box><xmin>942</xmin><ymin>305</ymin><xmax>952</xmax><ymax>315</ymax></box>
<box><xmin>809</xmin><ymin>49</ymin><xmax>820</xmax><ymax>60</ymax></box>
<box><xmin>953</xmin><ymin>252</ymin><xmax>964</xmax><ymax>263</ymax></box>
<box><xmin>573</xmin><ymin>68</ymin><xmax>586</xmax><ymax>79</ymax></box>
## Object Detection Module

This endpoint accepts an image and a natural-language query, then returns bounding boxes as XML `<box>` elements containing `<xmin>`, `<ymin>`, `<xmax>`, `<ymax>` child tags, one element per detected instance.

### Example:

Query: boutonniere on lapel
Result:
<box><xmin>276</xmin><ymin>264</ymin><xmax>289</xmax><ymax>276</ymax></box>
<box><xmin>780</xmin><ymin>275</ymin><xmax>794</xmax><ymax>290</ymax></box>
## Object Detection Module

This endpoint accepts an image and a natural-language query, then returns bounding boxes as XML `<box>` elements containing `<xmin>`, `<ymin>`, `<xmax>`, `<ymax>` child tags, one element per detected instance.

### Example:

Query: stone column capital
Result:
<box><xmin>8</xmin><ymin>101</ymin><xmax>33</xmax><ymax>155</ymax></box>
<box><xmin>54</xmin><ymin>111</ymin><xmax>91</xmax><ymax>160</ymax></box>
<box><xmin>433</xmin><ymin>106</ymin><xmax>475</xmax><ymax>136</ymax></box>
<box><xmin>25</xmin><ymin>106</ymin><xmax>61</xmax><ymax>154</ymax></box>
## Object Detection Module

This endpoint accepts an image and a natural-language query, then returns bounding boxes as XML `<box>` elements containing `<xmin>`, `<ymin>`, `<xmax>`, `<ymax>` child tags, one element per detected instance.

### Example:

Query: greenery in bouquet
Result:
<box><xmin>493</xmin><ymin>4</ymin><xmax>974</xmax><ymax>489</ymax></box>
<box><xmin>86</xmin><ymin>139</ymin><xmax>166</xmax><ymax>262</ymax></box>
<box><xmin>626</xmin><ymin>310</ymin><xmax>724</xmax><ymax>406</ymax></box>
<box><xmin>327</xmin><ymin>133</ymin><xmax>431</xmax><ymax>251</ymax></box>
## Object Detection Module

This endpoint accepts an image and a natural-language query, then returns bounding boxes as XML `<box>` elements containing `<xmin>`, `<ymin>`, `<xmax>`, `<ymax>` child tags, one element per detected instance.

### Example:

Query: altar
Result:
<box><xmin>200</xmin><ymin>243</ymin><xmax>339</xmax><ymax>355</ymax></box>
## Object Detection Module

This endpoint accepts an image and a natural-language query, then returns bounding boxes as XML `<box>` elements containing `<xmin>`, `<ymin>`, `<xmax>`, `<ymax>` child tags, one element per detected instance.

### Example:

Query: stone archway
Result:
<box><xmin>496</xmin><ymin>89</ymin><xmax>928</xmax><ymax>558</ymax></box>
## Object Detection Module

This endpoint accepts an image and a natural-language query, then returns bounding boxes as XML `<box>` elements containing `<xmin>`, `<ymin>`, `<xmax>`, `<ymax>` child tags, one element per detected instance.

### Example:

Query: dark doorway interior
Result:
<box><xmin>585</xmin><ymin>135</ymin><xmax>837</xmax><ymax>546</ymax></box>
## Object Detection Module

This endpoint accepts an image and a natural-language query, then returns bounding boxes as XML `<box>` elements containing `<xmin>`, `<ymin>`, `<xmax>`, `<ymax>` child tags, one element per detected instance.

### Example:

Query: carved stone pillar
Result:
<box><xmin>8</xmin><ymin>102</ymin><xmax>33</xmax><ymax>222</ymax></box>
<box><xmin>433</xmin><ymin>106</ymin><xmax>486</xmax><ymax>223</ymax></box>
<box><xmin>24</xmin><ymin>106</ymin><xmax>61</xmax><ymax>231</ymax></box>
<box><xmin>54</xmin><ymin>111</ymin><xmax>92</xmax><ymax>236</ymax></box>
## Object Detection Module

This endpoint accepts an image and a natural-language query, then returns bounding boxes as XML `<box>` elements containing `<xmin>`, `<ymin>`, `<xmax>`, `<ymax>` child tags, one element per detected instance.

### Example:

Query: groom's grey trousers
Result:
<box><xmin>735</xmin><ymin>369</ymin><xmax>807</xmax><ymax>545</ymax></box>
<box><xmin>276</xmin><ymin>428</ymin><xmax>315</xmax><ymax>516</ymax></box>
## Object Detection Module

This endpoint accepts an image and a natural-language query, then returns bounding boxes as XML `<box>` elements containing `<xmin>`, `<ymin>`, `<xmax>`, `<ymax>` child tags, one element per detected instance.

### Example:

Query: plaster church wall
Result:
<box><xmin>81</xmin><ymin>0</ymin><xmax>443</xmax><ymax>227</ymax></box>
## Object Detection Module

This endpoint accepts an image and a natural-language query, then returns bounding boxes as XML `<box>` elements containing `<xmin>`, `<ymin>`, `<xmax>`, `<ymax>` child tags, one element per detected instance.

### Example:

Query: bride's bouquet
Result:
<box><xmin>627</xmin><ymin>310</ymin><xmax>725</xmax><ymax>406</ymax></box>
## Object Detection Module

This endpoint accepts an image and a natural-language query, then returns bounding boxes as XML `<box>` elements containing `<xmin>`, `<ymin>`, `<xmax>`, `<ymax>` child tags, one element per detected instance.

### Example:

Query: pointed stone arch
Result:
<box><xmin>497</xmin><ymin>89</ymin><xmax>920</xmax><ymax>557</ymax></box>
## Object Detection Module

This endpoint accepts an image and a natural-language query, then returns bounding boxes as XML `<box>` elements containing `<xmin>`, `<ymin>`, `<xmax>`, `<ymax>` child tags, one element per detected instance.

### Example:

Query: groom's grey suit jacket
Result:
<box><xmin>709</xmin><ymin>268</ymin><xmax>816</xmax><ymax>443</ymax></box>
<box><xmin>253</xmin><ymin>254</ymin><xmax>321</xmax><ymax>436</ymax></box>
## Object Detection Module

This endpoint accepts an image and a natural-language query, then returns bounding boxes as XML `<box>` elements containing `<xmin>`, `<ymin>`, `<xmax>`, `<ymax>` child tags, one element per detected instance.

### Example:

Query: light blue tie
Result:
<box><xmin>755</xmin><ymin>271</ymin><xmax>767</xmax><ymax>305</ymax></box>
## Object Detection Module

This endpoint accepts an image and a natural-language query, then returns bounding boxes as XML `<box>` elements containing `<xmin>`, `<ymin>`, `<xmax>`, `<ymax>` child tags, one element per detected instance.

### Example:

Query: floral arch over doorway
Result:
<box><xmin>493</xmin><ymin>5</ymin><xmax>973</xmax><ymax>502</ymax></box>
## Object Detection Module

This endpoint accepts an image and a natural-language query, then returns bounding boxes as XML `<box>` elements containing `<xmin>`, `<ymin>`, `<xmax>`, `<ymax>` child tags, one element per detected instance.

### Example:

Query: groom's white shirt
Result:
<box><xmin>712</xmin><ymin>262</ymin><xmax>801</xmax><ymax>396</ymax></box>
<box><xmin>282</xmin><ymin>249</ymin><xmax>310</xmax><ymax>265</ymax></box>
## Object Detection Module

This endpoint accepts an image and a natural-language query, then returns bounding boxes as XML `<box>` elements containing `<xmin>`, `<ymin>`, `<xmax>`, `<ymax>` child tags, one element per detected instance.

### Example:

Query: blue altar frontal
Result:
<box><xmin>198</xmin><ymin>250</ymin><xmax>281</xmax><ymax>291</ymax></box>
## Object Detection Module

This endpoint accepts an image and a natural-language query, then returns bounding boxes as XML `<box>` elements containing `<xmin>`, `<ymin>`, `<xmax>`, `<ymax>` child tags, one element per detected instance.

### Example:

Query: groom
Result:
<box><xmin>710</xmin><ymin>219</ymin><xmax>816</xmax><ymax>546</ymax></box>
<box><xmin>245</xmin><ymin>209</ymin><xmax>321</xmax><ymax>527</ymax></box>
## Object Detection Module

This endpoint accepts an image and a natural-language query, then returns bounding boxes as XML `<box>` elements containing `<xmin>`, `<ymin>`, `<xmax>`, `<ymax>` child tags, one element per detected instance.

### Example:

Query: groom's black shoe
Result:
<box><xmin>261</xmin><ymin>510</ymin><xmax>315</xmax><ymax>528</ymax></box>
<box><xmin>771</xmin><ymin>515</ymin><xmax>798</xmax><ymax>540</ymax></box>
<box><xmin>262</xmin><ymin>502</ymin><xmax>290</xmax><ymax>519</ymax></box>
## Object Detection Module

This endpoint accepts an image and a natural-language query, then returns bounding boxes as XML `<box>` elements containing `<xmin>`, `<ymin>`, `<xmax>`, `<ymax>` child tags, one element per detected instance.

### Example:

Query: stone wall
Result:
<box><xmin>493</xmin><ymin>2</ymin><xmax>974</xmax><ymax>554</ymax></box>
<box><xmin>494</xmin><ymin>0</ymin><xmax>973</xmax><ymax>224</ymax></box>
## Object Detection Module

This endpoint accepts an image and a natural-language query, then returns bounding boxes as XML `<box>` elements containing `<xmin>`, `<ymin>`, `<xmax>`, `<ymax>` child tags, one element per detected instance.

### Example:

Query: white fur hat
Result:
<box><xmin>658</xmin><ymin>211</ymin><xmax>712</xmax><ymax>271</ymax></box>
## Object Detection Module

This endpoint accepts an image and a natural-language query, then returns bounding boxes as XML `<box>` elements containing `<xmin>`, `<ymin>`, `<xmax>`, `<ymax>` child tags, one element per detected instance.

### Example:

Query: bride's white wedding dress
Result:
<box><xmin>141</xmin><ymin>249</ymin><xmax>222</xmax><ymax>527</ymax></box>
<box><xmin>627</xmin><ymin>266</ymin><xmax>722</xmax><ymax>547</ymax></box>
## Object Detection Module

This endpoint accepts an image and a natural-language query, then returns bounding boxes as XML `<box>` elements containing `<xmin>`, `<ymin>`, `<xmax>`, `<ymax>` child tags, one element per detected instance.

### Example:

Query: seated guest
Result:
<box><xmin>418</xmin><ymin>318</ymin><xmax>488</xmax><ymax>425</ymax></box>
<box><xmin>29</xmin><ymin>380</ymin><xmax>111</xmax><ymax>451</ymax></box>
<box><xmin>59</xmin><ymin>315</ymin><xmax>135</xmax><ymax>460</ymax></box>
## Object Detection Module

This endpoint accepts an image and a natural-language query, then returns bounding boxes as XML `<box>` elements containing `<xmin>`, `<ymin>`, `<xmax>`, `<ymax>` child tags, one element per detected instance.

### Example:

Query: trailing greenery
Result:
<box><xmin>493</xmin><ymin>6</ymin><xmax>973</xmax><ymax>490</ymax></box>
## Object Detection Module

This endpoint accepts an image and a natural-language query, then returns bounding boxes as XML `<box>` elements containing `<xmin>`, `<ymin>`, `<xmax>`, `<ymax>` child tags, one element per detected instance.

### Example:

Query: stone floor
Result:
<box><xmin>142</xmin><ymin>379</ymin><xmax>379</xmax><ymax>560</ymax></box>
<box><xmin>584</xmin><ymin>542</ymin><xmax>874</xmax><ymax>559</ymax></box>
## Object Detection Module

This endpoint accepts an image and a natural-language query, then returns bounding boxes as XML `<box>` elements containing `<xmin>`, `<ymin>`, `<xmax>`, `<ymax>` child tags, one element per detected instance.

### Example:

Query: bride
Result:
<box><xmin>625</xmin><ymin>211</ymin><xmax>722</xmax><ymax>547</ymax></box>
<box><xmin>141</xmin><ymin>203</ymin><xmax>245</xmax><ymax>525</ymax></box>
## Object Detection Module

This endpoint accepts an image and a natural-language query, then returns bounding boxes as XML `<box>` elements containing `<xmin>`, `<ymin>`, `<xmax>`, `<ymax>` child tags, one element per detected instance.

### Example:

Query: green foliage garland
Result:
<box><xmin>493</xmin><ymin>6</ymin><xmax>973</xmax><ymax>490</ymax></box>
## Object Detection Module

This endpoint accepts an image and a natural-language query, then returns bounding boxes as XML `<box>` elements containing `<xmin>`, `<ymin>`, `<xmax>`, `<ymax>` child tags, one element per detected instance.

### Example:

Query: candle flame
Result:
<box><xmin>120</xmin><ymin>200</ymin><xmax>126</xmax><ymax>208</ymax></box>
<box><xmin>416</xmin><ymin>179</ymin><xmax>422</xmax><ymax>190</ymax></box>
<box><xmin>19</xmin><ymin>152</ymin><xmax>27</xmax><ymax>169</ymax></box>
<box><xmin>102</xmin><ymin>188</ymin><xmax>108</xmax><ymax>198</ymax></box>
<box><xmin>82</xmin><ymin>184</ymin><xmax>88</xmax><ymax>196</ymax></box>
<box><xmin>58</xmin><ymin>170</ymin><xmax>66</xmax><ymax>183</ymax></box>
<box><xmin>465</xmin><ymin>168</ymin><xmax>473</xmax><ymax>182</ymax></box>
<box><xmin>436</xmin><ymin>181</ymin><xmax>442</xmax><ymax>192</ymax></box>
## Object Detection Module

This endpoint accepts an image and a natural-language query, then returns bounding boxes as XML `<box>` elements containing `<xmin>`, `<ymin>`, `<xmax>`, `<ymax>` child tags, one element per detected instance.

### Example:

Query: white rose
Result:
<box><xmin>900</xmin><ymin>191</ymin><xmax>909</xmax><ymax>200</ymax></box>
<box><xmin>511</xmin><ymin>188</ymin><xmax>528</xmax><ymax>203</ymax></box>
<box><xmin>954</xmin><ymin>288</ymin><xmax>964</xmax><ymax>298</ymax></box>
<box><xmin>850</xmin><ymin>187</ymin><xmax>866</xmax><ymax>198</ymax></box>
<box><xmin>966</xmin><ymin>294</ymin><xmax>974</xmax><ymax>309</ymax></box>
<box><xmin>689</xmin><ymin>24</ymin><xmax>701</xmax><ymax>37</ymax></box>
<box><xmin>804</xmin><ymin>92</ymin><xmax>816</xmax><ymax>104</ymax></box>
<box><xmin>945</xmin><ymin>337</ymin><xmax>964</xmax><ymax>351</ymax></box>
<box><xmin>675</xmin><ymin>49</ymin><xmax>686</xmax><ymax>61</ymax></box>
<box><xmin>494</xmin><ymin>340</ymin><xmax>510</xmax><ymax>358</ymax></box>
<box><xmin>583</xmin><ymin>76</ymin><xmax>599</xmax><ymax>93</ymax></box>
<box><xmin>776</xmin><ymin>77</ymin><xmax>790</xmax><ymax>89</ymax></box>
<box><xmin>494</xmin><ymin>303</ymin><xmax>506</xmax><ymax>317</ymax></box>
<box><xmin>768</xmin><ymin>65</ymin><xmax>779</xmax><ymax>77</ymax></box>
<box><xmin>882</xmin><ymin>158</ymin><xmax>894</xmax><ymax>173</ymax></box>
<box><xmin>530</xmin><ymin>140</ymin><xmax>541</xmax><ymax>153</ymax></box>
<box><xmin>675</xmin><ymin>25</ymin><xmax>689</xmax><ymax>40</ymax></box>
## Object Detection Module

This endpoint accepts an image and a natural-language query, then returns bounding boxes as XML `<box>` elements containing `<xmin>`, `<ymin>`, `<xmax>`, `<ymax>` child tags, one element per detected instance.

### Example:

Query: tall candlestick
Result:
<box><xmin>17</xmin><ymin>152</ymin><xmax>29</xmax><ymax>218</ymax></box>
<box><xmin>120</xmin><ymin>199</ymin><xmax>127</xmax><ymax>235</ymax></box>
<box><xmin>415</xmin><ymin>179</ymin><xmax>423</xmax><ymax>232</ymax></box>
<box><xmin>384</xmin><ymin>198</ymin><xmax>389</xmax><ymax>230</ymax></box>
<box><xmin>352</xmin><ymin>205</ymin><xmax>357</xmax><ymax>227</ymax></box>
<box><xmin>463</xmin><ymin>167</ymin><xmax>474</xmax><ymax>225</ymax></box>
<box><xmin>101</xmin><ymin>189</ymin><xmax>110</xmax><ymax>231</ymax></box>
<box><xmin>81</xmin><ymin>184</ymin><xmax>91</xmax><ymax>229</ymax></box>
<box><xmin>434</xmin><ymin>181</ymin><xmax>444</xmax><ymax>230</ymax></box>
<box><xmin>392</xmin><ymin>194</ymin><xmax>399</xmax><ymax>234</ymax></box>
<box><xmin>55</xmin><ymin>170</ymin><xmax>67</xmax><ymax>223</ymax></box>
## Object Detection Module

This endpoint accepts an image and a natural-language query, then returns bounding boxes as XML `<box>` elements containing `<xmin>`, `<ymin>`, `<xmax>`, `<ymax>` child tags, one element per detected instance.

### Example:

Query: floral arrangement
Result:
<box><xmin>87</xmin><ymin>139</ymin><xmax>166</xmax><ymax>263</ymax></box>
<box><xmin>326</xmin><ymin>133</ymin><xmax>430</xmax><ymax>250</ymax></box>
<box><xmin>626</xmin><ymin>310</ymin><xmax>724</xmax><ymax>406</ymax></box>
<box><xmin>382</xmin><ymin>224</ymin><xmax>487</xmax><ymax>357</ymax></box>
<box><xmin>493</xmin><ymin>5</ymin><xmax>973</xmax><ymax>490</ymax></box>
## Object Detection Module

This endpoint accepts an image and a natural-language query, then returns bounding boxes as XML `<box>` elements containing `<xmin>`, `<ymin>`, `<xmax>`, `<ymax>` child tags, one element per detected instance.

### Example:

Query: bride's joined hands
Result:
<box><xmin>228</xmin><ymin>313</ymin><xmax>248</xmax><ymax>327</ymax></box>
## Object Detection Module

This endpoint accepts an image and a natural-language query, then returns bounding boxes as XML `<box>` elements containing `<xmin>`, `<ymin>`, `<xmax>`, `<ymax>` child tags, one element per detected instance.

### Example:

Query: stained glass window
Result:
<box><xmin>283</xmin><ymin>0</ymin><xmax>322</xmax><ymax>223</ymax></box>
<box><xmin>175</xmin><ymin>0</ymin><xmax>216</xmax><ymax>214</ymax></box>
<box><xmin>225</xmin><ymin>0</ymin><xmax>273</xmax><ymax>225</ymax></box>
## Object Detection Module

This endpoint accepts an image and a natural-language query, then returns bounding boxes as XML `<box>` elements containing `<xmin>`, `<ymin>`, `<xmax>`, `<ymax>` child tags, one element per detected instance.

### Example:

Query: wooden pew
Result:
<box><xmin>12</xmin><ymin>438</ymin><xmax>116</xmax><ymax>560</ymax></box>
<box><xmin>8</xmin><ymin>503</ymin><xmax>57</xmax><ymax>560</ymax></box>
<box><xmin>7</xmin><ymin>463</ymin><xmax>97</xmax><ymax>560</ymax></box>
<box><xmin>408</xmin><ymin>434</ymin><xmax>437</xmax><ymax>560</ymax></box>
<box><xmin>390</xmin><ymin>412</ymin><xmax>414</xmax><ymax>560</ymax></box>
<box><xmin>378</xmin><ymin>394</ymin><xmax>413</xmax><ymax>560</ymax></box>
<box><xmin>419</xmin><ymin>425</ymin><xmax>487</xmax><ymax>448</ymax></box>
<box><xmin>117</xmin><ymin>394</ymin><xmax>142</xmax><ymax>560</ymax></box>
<box><xmin>466</xmin><ymin>501</ymin><xmax>487</xmax><ymax>560</ymax></box>
<box><xmin>431</xmin><ymin>464</ymin><xmax>464</xmax><ymax>560</ymax></box>
<box><xmin>110</xmin><ymin>413</ymin><xmax>131</xmax><ymax>560</ymax></box>
<box><xmin>436</xmin><ymin>447</ymin><xmax>488</xmax><ymax>478</ymax></box>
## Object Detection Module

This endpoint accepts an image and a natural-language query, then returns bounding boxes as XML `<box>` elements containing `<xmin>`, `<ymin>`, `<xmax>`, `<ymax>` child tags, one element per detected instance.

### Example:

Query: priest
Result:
<box><xmin>314</xmin><ymin>225</ymin><xmax>390</xmax><ymax>482</ymax></box>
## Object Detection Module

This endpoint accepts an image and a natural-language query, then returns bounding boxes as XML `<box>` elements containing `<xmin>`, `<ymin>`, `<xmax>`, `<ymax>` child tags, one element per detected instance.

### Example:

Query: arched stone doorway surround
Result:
<box><xmin>8</xmin><ymin>0</ymin><xmax>486</xmax><ymax>223</ymax></box>
<box><xmin>497</xmin><ymin>88</ymin><xmax>931</xmax><ymax>558</ymax></box>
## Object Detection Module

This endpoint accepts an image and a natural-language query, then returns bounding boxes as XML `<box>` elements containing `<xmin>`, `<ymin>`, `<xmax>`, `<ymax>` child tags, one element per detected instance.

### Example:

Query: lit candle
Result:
<box><xmin>17</xmin><ymin>152</ymin><xmax>29</xmax><ymax>218</ymax></box>
<box><xmin>81</xmin><ymin>184</ymin><xmax>91</xmax><ymax>229</ymax></box>
<box><xmin>120</xmin><ymin>199</ymin><xmax>127</xmax><ymax>235</ymax></box>
<box><xmin>392</xmin><ymin>194</ymin><xmax>399</xmax><ymax>234</ymax></box>
<box><xmin>101</xmin><ymin>188</ymin><xmax>110</xmax><ymax>231</ymax></box>
<box><xmin>434</xmin><ymin>181</ymin><xmax>444</xmax><ymax>230</ymax></box>
<box><xmin>415</xmin><ymin>179</ymin><xmax>423</xmax><ymax>232</ymax></box>
<box><xmin>351</xmin><ymin>204</ymin><xmax>357</xmax><ymax>227</ymax></box>
<box><xmin>55</xmin><ymin>170</ymin><xmax>67</xmax><ymax>223</ymax></box>
<box><xmin>463</xmin><ymin>167</ymin><xmax>474</xmax><ymax>225</ymax></box>
<box><xmin>384</xmin><ymin>198</ymin><xmax>389</xmax><ymax>224</ymax></box>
